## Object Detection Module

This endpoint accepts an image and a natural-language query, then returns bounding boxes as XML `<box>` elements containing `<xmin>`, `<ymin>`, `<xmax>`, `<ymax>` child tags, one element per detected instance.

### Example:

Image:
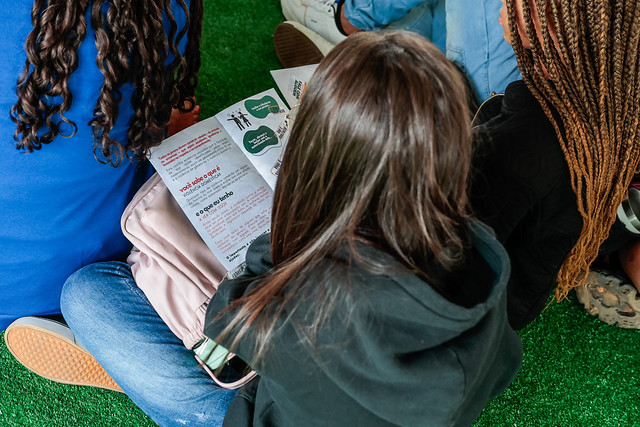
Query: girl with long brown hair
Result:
<box><xmin>0</xmin><ymin>0</ymin><xmax>202</xmax><ymax>329</ymax></box>
<box><xmin>202</xmin><ymin>30</ymin><xmax>522</xmax><ymax>425</ymax></box>
<box><xmin>52</xmin><ymin>30</ymin><xmax>521</xmax><ymax>426</ymax></box>
<box><xmin>471</xmin><ymin>0</ymin><xmax>640</xmax><ymax>328</ymax></box>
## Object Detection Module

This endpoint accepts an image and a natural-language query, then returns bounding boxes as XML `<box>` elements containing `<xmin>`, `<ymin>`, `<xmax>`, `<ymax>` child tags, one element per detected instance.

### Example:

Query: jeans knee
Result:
<box><xmin>60</xmin><ymin>261</ymin><xmax>130</xmax><ymax>325</ymax></box>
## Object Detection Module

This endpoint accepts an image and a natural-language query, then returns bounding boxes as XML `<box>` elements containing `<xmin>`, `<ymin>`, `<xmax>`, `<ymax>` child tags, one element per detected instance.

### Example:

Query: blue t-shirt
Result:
<box><xmin>0</xmin><ymin>1</ymin><xmax>188</xmax><ymax>329</ymax></box>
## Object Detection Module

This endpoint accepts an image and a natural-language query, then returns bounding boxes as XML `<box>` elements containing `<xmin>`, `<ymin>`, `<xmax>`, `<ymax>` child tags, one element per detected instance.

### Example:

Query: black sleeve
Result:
<box><xmin>203</xmin><ymin>233</ymin><xmax>273</xmax><ymax>338</ymax></box>
<box><xmin>470</xmin><ymin>114</ymin><xmax>582</xmax><ymax>329</ymax></box>
<box><xmin>470</xmin><ymin>124</ymin><xmax>560</xmax><ymax>243</ymax></box>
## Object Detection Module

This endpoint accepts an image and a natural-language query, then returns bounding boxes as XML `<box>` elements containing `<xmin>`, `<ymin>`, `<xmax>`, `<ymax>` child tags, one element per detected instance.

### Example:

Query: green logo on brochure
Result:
<box><xmin>243</xmin><ymin>126</ymin><xmax>279</xmax><ymax>155</ymax></box>
<box><xmin>245</xmin><ymin>96</ymin><xmax>279</xmax><ymax>119</ymax></box>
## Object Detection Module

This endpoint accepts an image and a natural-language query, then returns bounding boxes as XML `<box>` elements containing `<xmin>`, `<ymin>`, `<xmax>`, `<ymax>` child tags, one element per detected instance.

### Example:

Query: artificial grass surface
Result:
<box><xmin>4</xmin><ymin>298</ymin><xmax>639</xmax><ymax>426</ymax></box>
<box><xmin>476</xmin><ymin>294</ymin><xmax>640</xmax><ymax>426</ymax></box>
<box><xmin>0</xmin><ymin>330</ymin><xmax>153</xmax><ymax>425</ymax></box>
<box><xmin>1</xmin><ymin>0</ymin><xmax>639</xmax><ymax>425</ymax></box>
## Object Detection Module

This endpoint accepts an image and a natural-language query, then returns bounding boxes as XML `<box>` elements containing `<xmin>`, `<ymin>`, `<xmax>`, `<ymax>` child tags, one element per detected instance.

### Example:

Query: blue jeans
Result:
<box><xmin>61</xmin><ymin>261</ymin><xmax>237</xmax><ymax>427</ymax></box>
<box><xmin>343</xmin><ymin>0</ymin><xmax>521</xmax><ymax>102</ymax></box>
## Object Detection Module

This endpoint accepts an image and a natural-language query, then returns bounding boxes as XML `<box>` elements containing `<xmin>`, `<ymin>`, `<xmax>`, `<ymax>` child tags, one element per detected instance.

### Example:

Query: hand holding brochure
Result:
<box><xmin>148</xmin><ymin>89</ymin><xmax>289</xmax><ymax>275</ymax></box>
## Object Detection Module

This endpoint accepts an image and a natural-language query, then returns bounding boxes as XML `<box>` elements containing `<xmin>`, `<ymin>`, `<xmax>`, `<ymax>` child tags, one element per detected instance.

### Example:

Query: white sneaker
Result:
<box><xmin>281</xmin><ymin>0</ymin><xmax>347</xmax><ymax>44</ymax></box>
<box><xmin>274</xmin><ymin>21</ymin><xmax>335</xmax><ymax>68</ymax></box>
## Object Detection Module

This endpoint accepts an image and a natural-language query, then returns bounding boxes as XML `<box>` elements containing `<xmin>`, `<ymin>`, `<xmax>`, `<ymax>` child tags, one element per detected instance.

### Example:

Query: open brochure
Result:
<box><xmin>148</xmin><ymin>66</ymin><xmax>319</xmax><ymax>277</ymax></box>
<box><xmin>148</xmin><ymin>88</ymin><xmax>290</xmax><ymax>277</ymax></box>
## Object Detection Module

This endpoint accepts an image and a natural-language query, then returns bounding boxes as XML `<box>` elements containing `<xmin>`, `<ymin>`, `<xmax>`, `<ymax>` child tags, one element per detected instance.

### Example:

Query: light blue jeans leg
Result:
<box><xmin>343</xmin><ymin>0</ymin><xmax>520</xmax><ymax>102</ymax></box>
<box><xmin>60</xmin><ymin>261</ymin><xmax>237</xmax><ymax>427</ymax></box>
<box><xmin>384</xmin><ymin>2</ymin><xmax>444</xmax><ymax>52</ymax></box>
<box><xmin>343</xmin><ymin>0</ymin><xmax>445</xmax><ymax>58</ymax></box>
<box><xmin>445</xmin><ymin>0</ymin><xmax>521</xmax><ymax>101</ymax></box>
<box><xmin>343</xmin><ymin>0</ymin><xmax>436</xmax><ymax>30</ymax></box>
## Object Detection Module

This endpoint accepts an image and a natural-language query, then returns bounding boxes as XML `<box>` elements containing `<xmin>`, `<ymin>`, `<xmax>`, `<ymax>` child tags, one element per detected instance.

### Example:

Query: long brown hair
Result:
<box><xmin>218</xmin><ymin>31</ymin><xmax>473</xmax><ymax>361</ymax></box>
<box><xmin>10</xmin><ymin>0</ymin><xmax>202</xmax><ymax>166</ymax></box>
<box><xmin>506</xmin><ymin>0</ymin><xmax>640</xmax><ymax>299</ymax></box>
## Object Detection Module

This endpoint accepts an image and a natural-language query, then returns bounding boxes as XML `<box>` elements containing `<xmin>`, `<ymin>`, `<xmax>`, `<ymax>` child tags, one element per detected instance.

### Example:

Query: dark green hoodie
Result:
<box><xmin>205</xmin><ymin>219</ymin><xmax>522</xmax><ymax>426</ymax></box>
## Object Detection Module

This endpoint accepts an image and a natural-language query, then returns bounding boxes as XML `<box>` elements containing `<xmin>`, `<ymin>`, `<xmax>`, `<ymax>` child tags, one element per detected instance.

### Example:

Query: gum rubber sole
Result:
<box><xmin>273</xmin><ymin>22</ymin><xmax>330</xmax><ymax>68</ymax></box>
<box><xmin>5</xmin><ymin>322</ymin><xmax>122</xmax><ymax>393</ymax></box>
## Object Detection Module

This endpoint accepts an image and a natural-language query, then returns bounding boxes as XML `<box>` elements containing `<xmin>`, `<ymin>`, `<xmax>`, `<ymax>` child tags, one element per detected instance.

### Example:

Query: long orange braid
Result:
<box><xmin>506</xmin><ymin>0</ymin><xmax>640</xmax><ymax>299</ymax></box>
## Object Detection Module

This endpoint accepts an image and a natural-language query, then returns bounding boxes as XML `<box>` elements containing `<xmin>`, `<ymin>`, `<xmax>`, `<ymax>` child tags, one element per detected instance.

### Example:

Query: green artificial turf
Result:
<box><xmin>0</xmin><ymin>330</ymin><xmax>154</xmax><ymax>425</ymax></box>
<box><xmin>197</xmin><ymin>0</ymin><xmax>284</xmax><ymax>117</ymax></box>
<box><xmin>2</xmin><ymin>0</ymin><xmax>640</xmax><ymax>425</ymax></box>
<box><xmin>475</xmin><ymin>295</ymin><xmax>640</xmax><ymax>426</ymax></box>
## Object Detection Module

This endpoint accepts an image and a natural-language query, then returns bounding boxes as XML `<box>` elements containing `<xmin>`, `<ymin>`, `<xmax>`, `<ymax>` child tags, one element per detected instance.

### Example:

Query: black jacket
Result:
<box><xmin>205</xmin><ymin>220</ymin><xmax>522</xmax><ymax>426</ymax></box>
<box><xmin>471</xmin><ymin>80</ymin><xmax>637</xmax><ymax>329</ymax></box>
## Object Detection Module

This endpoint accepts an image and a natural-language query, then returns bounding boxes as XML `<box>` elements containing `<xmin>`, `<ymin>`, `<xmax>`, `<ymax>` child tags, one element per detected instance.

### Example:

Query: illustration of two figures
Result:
<box><xmin>227</xmin><ymin>109</ymin><xmax>251</xmax><ymax>131</ymax></box>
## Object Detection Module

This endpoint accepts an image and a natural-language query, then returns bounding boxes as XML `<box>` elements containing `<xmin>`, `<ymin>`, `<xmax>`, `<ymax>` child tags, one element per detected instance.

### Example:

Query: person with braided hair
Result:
<box><xmin>471</xmin><ymin>0</ymin><xmax>640</xmax><ymax>329</ymax></box>
<box><xmin>0</xmin><ymin>0</ymin><xmax>203</xmax><ymax>330</ymax></box>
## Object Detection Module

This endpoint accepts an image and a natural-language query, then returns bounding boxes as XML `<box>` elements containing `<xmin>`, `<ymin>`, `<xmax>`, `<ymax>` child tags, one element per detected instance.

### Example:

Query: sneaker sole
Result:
<box><xmin>5</xmin><ymin>321</ymin><xmax>122</xmax><ymax>393</ymax></box>
<box><xmin>575</xmin><ymin>269</ymin><xmax>640</xmax><ymax>329</ymax></box>
<box><xmin>274</xmin><ymin>22</ymin><xmax>333</xmax><ymax>68</ymax></box>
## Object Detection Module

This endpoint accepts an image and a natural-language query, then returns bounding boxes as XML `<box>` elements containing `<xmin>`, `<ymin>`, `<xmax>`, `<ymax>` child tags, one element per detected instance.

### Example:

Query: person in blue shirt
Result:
<box><xmin>0</xmin><ymin>0</ymin><xmax>202</xmax><ymax>330</ymax></box>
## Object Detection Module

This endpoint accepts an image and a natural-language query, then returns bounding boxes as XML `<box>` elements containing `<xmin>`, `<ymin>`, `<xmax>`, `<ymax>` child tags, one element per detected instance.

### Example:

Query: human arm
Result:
<box><xmin>470</xmin><ymin>82</ymin><xmax>584</xmax><ymax>327</ymax></box>
<box><xmin>203</xmin><ymin>234</ymin><xmax>273</xmax><ymax>335</ymax></box>
<box><xmin>168</xmin><ymin>97</ymin><xmax>200</xmax><ymax>136</ymax></box>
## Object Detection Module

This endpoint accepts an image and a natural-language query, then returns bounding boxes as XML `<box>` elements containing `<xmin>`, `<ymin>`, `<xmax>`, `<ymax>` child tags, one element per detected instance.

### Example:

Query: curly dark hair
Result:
<box><xmin>10</xmin><ymin>0</ymin><xmax>203</xmax><ymax>166</ymax></box>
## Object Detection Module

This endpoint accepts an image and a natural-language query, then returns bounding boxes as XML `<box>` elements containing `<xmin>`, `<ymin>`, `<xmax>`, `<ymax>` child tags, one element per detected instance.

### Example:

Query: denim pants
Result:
<box><xmin>61</xmin><ymin>261</ymin><xmax>237</xmax><ymax>427</ymax></box>
<box><xmin>343</xmin><ymin>0</ymin><xmax>521</xmax><ymax>102</ymax></box>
